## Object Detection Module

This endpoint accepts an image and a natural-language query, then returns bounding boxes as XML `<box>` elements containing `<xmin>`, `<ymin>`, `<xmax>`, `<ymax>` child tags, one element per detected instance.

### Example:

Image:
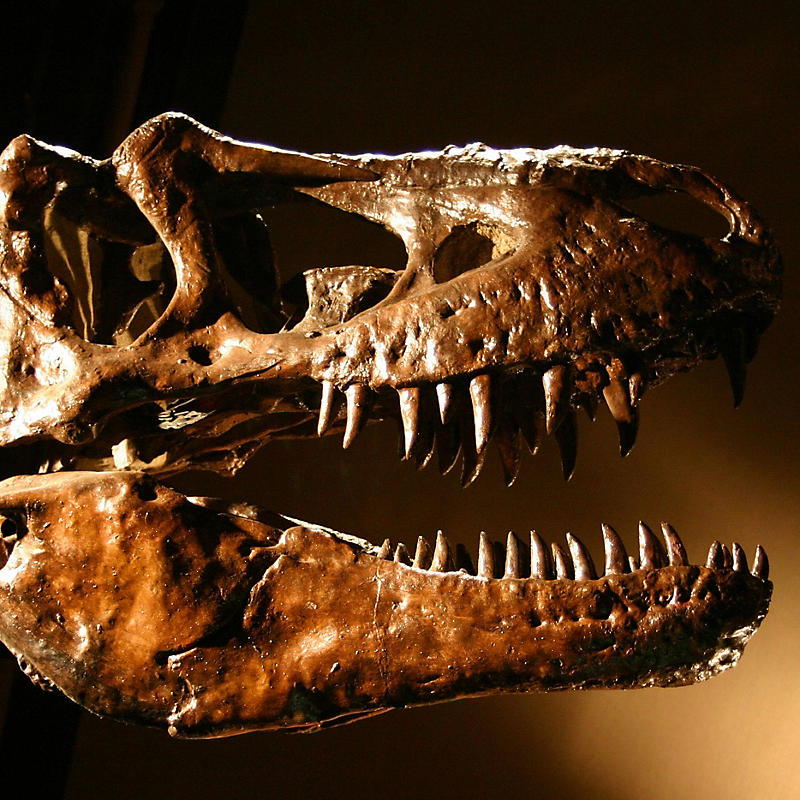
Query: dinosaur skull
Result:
<box><xmin>0</xmin><ymin>114</ymin><xmax>781</xmax><ymax>736</ymax></box>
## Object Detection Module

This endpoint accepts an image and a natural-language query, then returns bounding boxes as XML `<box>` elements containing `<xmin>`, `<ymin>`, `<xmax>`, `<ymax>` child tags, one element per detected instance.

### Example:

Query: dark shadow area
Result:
<box><xmin>624</xmin><ymin>192</ymin><xmax>730</xmax><ymax>239</ymax></box>
<box><xmin>261</xmin><ymin>197</ymin><xmax>407</xmax><ymax>321</ymax></box>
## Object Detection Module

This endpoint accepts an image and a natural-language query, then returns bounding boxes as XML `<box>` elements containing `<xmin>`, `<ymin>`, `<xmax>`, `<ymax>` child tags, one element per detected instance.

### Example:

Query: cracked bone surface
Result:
<box><xmin>0</xmin><ymin>114</ymin><xmax>781</xmax><ymax>736</ymax></box>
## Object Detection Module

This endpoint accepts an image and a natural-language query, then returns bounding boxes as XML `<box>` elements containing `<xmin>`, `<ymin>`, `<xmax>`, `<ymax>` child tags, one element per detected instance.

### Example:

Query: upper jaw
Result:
<box><xmin>0</xmin><ymin>119</ymin><xmax>782</xmax><ymax>486</ymax></box>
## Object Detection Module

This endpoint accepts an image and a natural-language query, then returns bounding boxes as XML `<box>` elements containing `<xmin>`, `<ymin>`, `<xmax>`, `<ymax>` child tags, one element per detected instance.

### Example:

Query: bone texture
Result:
<box><xmin>0</xmin><ymin>116</ymin><xmax>781</xmax><ymax>738</ymax></box>
<box><xmin>0</xmin><ymin>472</ymin><xmax>772</xmax><ymax>737</ymax></box>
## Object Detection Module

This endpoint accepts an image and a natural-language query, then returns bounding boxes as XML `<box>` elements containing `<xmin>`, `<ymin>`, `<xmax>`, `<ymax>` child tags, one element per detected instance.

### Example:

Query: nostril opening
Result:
<box><xmin>187</xmin><ymin>345</ymin><xmax>213</xmax><ymax>366</ymax></box>
<box><xmin>1</xmin><ymin>517</ymin><xmax>17</xmax><ymax>538</ymax></box>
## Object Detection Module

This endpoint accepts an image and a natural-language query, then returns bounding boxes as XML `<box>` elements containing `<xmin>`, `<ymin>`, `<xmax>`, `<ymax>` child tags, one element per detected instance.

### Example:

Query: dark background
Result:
<box><xmin>0</xmin><ymin>1</ymin><xmax>798</xmax><ymax>798</ymax></box>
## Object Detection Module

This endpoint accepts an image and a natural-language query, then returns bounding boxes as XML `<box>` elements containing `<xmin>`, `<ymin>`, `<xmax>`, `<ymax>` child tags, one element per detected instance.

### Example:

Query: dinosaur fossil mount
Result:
<box><xmin>0</xmin><ymin>114</ymin><xmax>780</xmax><ymax>737</ymax></box>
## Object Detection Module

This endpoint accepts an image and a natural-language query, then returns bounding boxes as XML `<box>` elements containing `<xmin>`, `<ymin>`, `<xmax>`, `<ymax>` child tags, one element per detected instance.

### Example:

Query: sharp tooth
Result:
<box><xmin>530</xmin><ymin>531</ymin><xmax>551</xmax><ymax>579</ymax></box>
<box><xmin>706</xmin><ymin>540</ymin><xmax>724</xmax><ymax>569</ymax></box>
<box><xmin>495</xmin><ymin>424</ymin><xmax>522</xmax><ymax>487</ymax></box>
<box><xmin>628</xmin><ymin>555</ymin><xmax>639</xmax><ymax>572</ymax></box>
<box><xmin>601</xmin><ymin>523</ymin><xmax>628</xmax><ymax>574</ymax></box>
<box><xmin>719</xmin><ymin>327</ymin><xmax>747</xmax><ymax>407</ymax></box>
<box><xmin>436</xmin><ymin>382</ymin><xmax>454</xmax><ymax>424</ymax></box>
<box><xmin>455</xmin><ymin>542</ymin><xmax>475</xmax><ymax>574</ymax></box>
<box><xmin>617</xmin><ymin>414</ymin><xmax>638</xmax><ymax>457</ymax></box>
<box><xmin>661</xmin><ymin>523</ymin><xmax>688</xmax><ymax>566</ymax></box>
<box><xmin>513</xmin><ymin>372</ymin><xmax>545</xmax><ymax>454</ymax></box>
<box><xmin>318</xmin><ymin>381</ymin><xmax>336</xmax><ymax>435</ymax></box>
<box><xmin>412</xmin><ymin>536</ymin><xmax>431</xmax><ymax>569</ymax></box>
<box><xmin>460</xmin><ymin>411</ymin><xmax>487</xmax><ymax>487</ymax></box>
<box><xmin>554</xmin><ymin>410</ymin><xmax>578</xmax><ymax>480</ymax></box>
<box><xmin>567</xmin><ymin>533</ymin><xmax>596</xmax><ymax>580</ymax></box>
<box><xmin>430</xmin><ymin>530</ymin><xmax>451</xmax><ymax>572</ymax></box>
<box><xmin>603</xmin><ymin>376</ymin><xmax>638</xmax><ymax>456</ymax></box>
<box><xmin>638</xmin><ymin>522</ymin><xmax>664</xmax><ymax>570</ymax></box>
<box><xmin>542</xmin><ymin>365</ymin><xmax>566</xmax><ymax>434</ymax></box>
<box><xmin>397</xmin><ymin>387</ymin><xmax>420</xmax><ymax>459</ymax></box>
<box><xmin>628</xmin><ymin>372</ymin><xmax>645</xmax><ymax>406</ymax></box>
<box><xmin>720</xmin><ymin>543</ymin><xmax>733</xmax><ymax>569</ymax></box>
<box><xmin>478</xmin><ymin>531</ymin><xmax>495</xmax><ymax>578</ymax></box>
<box><xmin>752</xmin><ymin>545</ymin><xmax>769</xmax><ymax>580</ymax></box>
<box><xmin>414</xmin><ymin>431</ymin><xmax>436</xmax><ymax>470</ymax></box>
<box><xmin>393</xmin><ymin>543</ymin><xmax>410</xmax><ymax>564</ymax></box>
<box><xmin>504</xmin><ymin>532</ymin><xmax>520</xmax><ymax>578</ymax></box>
<box><xmin>552</xmin><ymin>542</ymin><xmax>574</xmax><ymax>579</ymax></box>
<box><xmin>376</xmin><ymin>538</ymin><xmax>392</xmax><ymax>559</ymax></box>
<box><xmin>731</xmin><ymin>542</ymin><xmax>747</xmax><ymax>572</ymax></box>
<box><xmin>469</xmin><ymin>374</ymin><xmax>492</xmax><ymax>454</ymax></box>
<box><xmin>437</xmin><ymin>421</ymin><xmax>461</xmax><ymax>475</ymax></box>
<box><xmin>580</xmin><ymin>392</ymin><xmax>599</xmax><ymax>421</ymax></box>
<box><xmin>343</xmin><ymin>384</ymin><xmax>369</xmax><ymax>448</ymax></box>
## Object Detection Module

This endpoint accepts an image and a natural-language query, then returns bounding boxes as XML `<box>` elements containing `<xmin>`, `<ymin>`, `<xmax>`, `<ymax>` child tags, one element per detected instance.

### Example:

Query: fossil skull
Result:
<box><xmin>0</xmin><ymin>114</ymin><xmax>781</xmax><ymax>736</ymax></box>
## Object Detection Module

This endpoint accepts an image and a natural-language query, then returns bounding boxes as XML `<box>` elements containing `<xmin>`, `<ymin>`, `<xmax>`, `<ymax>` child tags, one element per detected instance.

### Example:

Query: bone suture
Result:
<box><xmin>0</xmin><ymin>114</ymin><xmax>781</xmax><ymax>737</ymax></box>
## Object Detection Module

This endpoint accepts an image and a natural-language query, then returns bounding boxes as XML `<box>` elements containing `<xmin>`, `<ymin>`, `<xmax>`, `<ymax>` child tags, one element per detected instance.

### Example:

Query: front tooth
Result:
<box><xmin>638</xmin><ymin>522</ymin><xmax>663</xmax><ymax>570</ymax></box>
<box><xmin>720</xmin><ymin>327</ymin><xmax>747</xmax><ymax>407</ymax></box>
<box><xmin>542</xmin><ymin>365</ymin><xmax>566</xmax><ymax>434</ymax></box>
<box><xmin>394</xmin><ymin>543</ymin><xmax>410</xmax><ymax>564</ymax></box>
<box><xmin>721</xmin><ymin>543</ymin><xmax>733</xmax><ymax>569</ymax></box>
<box><xmin>504</xmin><ymin>532</ymin><xmax>520</xmax><ymax>578</ymax></box>
<box><xmin>478</xmin><ymin>531</ymin><xmax>495</xmax><ymax>578</ymax></box>
<box><xmin>661</xmin><ymin>523</ymin><xmax>688</xmax><ymax>566</ymax></box>
<box><xmin>552</xmin><ymin>542</ymin><xmax>574</xmax><ymax>579</ymax></box>
<box><xmin>603</xmin><ymin>375</ymin><xmax>638</xmax><ymax>456</ymax></box>
<box><xmin>495</xmin><ymin>425</ymin><xmax>522</xmax><ymax>487</ymax></box>
<box><xmin>412</xmin><ymin>536</ymin><xmax>431</xmax><ymax>569</ymax></box>
<box><xmin>343</xmin><ymin>384</ymin><xmax>369</xmax><ymax>448</ymax></box>
<box><xmin>752</xmin><ymin>545</ymin><xmax>769</xmax><ymax>579</ymax></box>
<box><xmin>601</xmin><ymin>523</ymin><xmax>628</xmax><ymax>574</ymax></box>
<box><xmin>513</xmin><ymin>372</ymin><xmax>545</xmax><ymax>454</ymax></box>
<box><xmin>530</xmin><ymin>531</ymin><xmax>550</xmax><ymax>578</ymax></box>
<box><xmin>437</xmin><ymin>422</ymin><xmax>461</xmax><ymax>475</ymax></box>
<box><xmin>398</xmin><ymin>387</ymin><xmax>420</xmax><ymax>459</ymax></box>
<box><xmin>376</xmin><ymin>538</ymin><xmax>392</xmax><ymax>559</ymax></box>
<box><xmin>706</xmin><ymin>540</ymin><xmax>724</xmax><ymax>569</ymax></box>
<box><xmin>436</xmin><ymin>382</ymin><xmax>454</xmax><ymax>424</ymax></box>
<box><xmin>430</xmin><ymin>530</ymin><xmax>451</xmax><ymax>571</ymax></box>
<box><xmin>555</xmin><ymin>410</ymin><xmax>578</xmax><ymax>480</ymax></box>
<box><xmin>318</xmin><ymin>380</ymin><xmax>336</xmax><ymax>436</ymax></box>
<box><xmin>469</xmin><ymin>374</ymin><xmax>492</xmax><ymax>454</ymax></box>
<box><xmin>567</xmin><ymin>533</ymin><xmax>596</xmax><ymax>580</ymax></box>
<box><xmin>731</xmin><ymin>542</ymin><xmax>747</xmax><ymax>572</ymax></box>
<box><xmin>628</xmin><ymin>555</ymin><xmax>639</xmax><ymax>572</ymax></box>
<box><xmin>460</xmin><ymin>432</ymin><xmax>487</xmax><ymax>487</ymax></box>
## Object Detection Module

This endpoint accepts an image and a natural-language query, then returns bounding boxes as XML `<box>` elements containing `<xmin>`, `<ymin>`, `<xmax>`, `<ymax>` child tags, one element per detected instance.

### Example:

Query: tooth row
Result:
<box><xmin>318</xmin><ymin>362</ymin><xmax>646</xmax><ymax>485</ymax></box>
<box><xmin>376</xmin><ymin>523</ymin><xmax>769</xmax><ymax>581</ymax></box>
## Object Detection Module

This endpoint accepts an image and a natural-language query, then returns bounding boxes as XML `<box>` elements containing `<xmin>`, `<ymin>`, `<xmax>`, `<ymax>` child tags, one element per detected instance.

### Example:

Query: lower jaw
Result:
<box><xmin>166</xmin><ymin>509</ymin><xmax>772</xmax><ymax>737</ymax></box>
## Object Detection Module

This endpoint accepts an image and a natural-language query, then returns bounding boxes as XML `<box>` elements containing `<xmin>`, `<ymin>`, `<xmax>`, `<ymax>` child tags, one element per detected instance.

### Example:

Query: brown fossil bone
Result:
<box><xmin>0</xmin><ymin>471</ymin><xmax>771</xmax><ymax>737</ymax></box>
<box><xmin>0</xmin><ymin>114</ymin><xmax>782</xmax><ymax>736</ymax></box>
<box><xmin>0</xmin><ymin>113</ymin><xmax>781</xmax><ymax>481</ymax></box>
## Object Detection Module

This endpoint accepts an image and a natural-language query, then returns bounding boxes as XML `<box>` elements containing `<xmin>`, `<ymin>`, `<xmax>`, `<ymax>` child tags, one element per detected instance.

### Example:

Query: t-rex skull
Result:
<box><xmin>0</xmin><ymin>113</ymin><xmax>781</xmax><ymax>736</ymax></box>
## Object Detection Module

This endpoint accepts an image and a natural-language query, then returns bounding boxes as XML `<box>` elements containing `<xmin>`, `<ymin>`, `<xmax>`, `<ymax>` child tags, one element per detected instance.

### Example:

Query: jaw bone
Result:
<box><xmin>0</xmin><ymin>471</ymin><xmax>772</xmax><ymax>737</ymax></box>
<box><xmin>0</xmin><ymin>114</ymin><xmax>782</xmax><ymax>736</ymax></box>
